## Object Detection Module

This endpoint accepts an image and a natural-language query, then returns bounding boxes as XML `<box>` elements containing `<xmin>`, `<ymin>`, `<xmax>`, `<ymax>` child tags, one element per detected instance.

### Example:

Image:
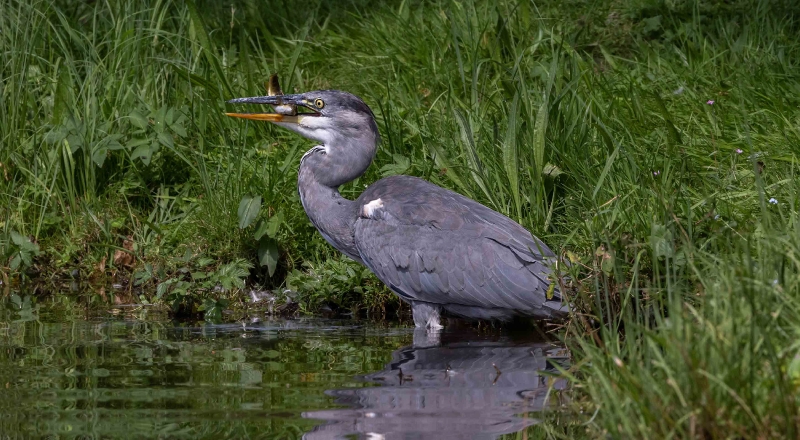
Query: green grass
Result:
<box><xmin>3</xmin><ymin>0</ymin><xmax>800</xmax><ymax>437</ymax></box>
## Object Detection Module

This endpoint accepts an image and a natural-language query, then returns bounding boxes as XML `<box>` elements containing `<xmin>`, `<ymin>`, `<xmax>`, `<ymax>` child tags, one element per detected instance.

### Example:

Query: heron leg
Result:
<box><xmin>412</xmin><ymin>327</ymin><xmax>441</xmax><ymax>348</ymax></box>
<box><xmin>411</xmin><ymin>301</ymin><xmax>443</xmax><ymax>330</ymax></box>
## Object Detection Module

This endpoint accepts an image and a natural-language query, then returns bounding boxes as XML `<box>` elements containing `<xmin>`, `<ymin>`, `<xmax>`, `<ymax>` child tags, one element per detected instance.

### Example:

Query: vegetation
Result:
<box><xmin>3</xmin><ymin>0</ymin><xmax>800</xmax><ymax>437</ymax></box>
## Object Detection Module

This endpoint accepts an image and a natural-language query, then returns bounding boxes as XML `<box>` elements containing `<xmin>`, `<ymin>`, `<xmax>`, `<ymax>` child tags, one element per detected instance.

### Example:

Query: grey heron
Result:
<box><xmin>226</xmin><ymin>78</ymin><xmax>568</xmax><ymax>329</ymax></box>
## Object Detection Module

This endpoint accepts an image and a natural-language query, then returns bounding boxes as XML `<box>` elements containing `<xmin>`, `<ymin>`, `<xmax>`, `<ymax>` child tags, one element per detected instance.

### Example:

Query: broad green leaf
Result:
<box><xmin>171</xmin><ymin>117</ymin><xmax>187</xmax><ymax>137</ymax></box>
<box><xmin>650</xmin><ymin>223</ymin><xmax>674</xmax><ymax>258</ymax></box>
<box><xmin>237</xmin><ymin>195</ymin><xmax>262</xmax><ymax>229</ymax></box>
<box><xmin>157</xmin><ymin>132</ymin><xmax>174</xmax><ymax>149</ymax></box>
<box><xmin>52</xmin><ymin>63</ymin><xmax>71</xmax><ymax>125</ymax></box>
<box><xmin>127</xmin><ymin>137</ymin><xmax>150</xmax><ymax>149</ymax></box>
<box><xmin>66</xmin><ymin>134</ymin><xmax>83</xmax><ymax>152</ymax></box>
<box><xmin>156</xmin><ymin>281</ymin><xmax>170</xmax><ymax>299</ymax></box>
<box><xmin>255</xmin><ymin>211</ymin><xmax>284</xmax><ymax>240</ymax></box>
<box><xmin>10</xmin><ymin>254</ymin><xmax>22</xmax><ymax>270</ymax></box>
<box><xmin>253</xmin><ymin>219</ymin><xmax>269</xmax><ymax>241</ymax></box>
<box><xmin>91</xmin><ymin>146</ymin><xmax>108</xmax><ymax>168</ymax></box>
<box><xmin>267</xmin><ymin>211</ymin><xmax>284</xmax><ymax>237</ymax></box>
<box><xmin>154</xmin><ymin>106</ymin><xmax>167</xmax><ymax>133</ymax></box>
<box><xmin>129</xmin><ymin>110</ymin><xmax>149</xmax><ymax>130</ymax></box>
<box><xmin>10</xmin><ymin>231</ymin><xmax>26</xmax><ymax>246</ymax></box>
<box><xmin>45</xmin><ymin>126</ymin><xmax>68</xmax><ymax>144</ymax></box>
<box><xmin>131</xmin><ymin>144</ymin><xmax>153</xmax><ymax>165</ymax></box>
<box><xmin>379</xmin><ymin>154</ymin><xmax>411</xmax><ymax>176</ymax></box>
<box><xmin>258</xmin><ymin>237</ymin><xmax>280</xmax><ymax>277</ymax></box>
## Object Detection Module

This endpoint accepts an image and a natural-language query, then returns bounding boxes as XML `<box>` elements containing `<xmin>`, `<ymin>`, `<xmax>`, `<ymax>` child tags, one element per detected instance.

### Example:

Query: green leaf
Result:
<box><xmin>127</xmin><ymin>137</ymin><xmax>150</xmax><ymax>149</ymax></box>
<box><xmin>267</xmin><ymin>211</ymin><xmax>283</xmax><ymax>238</ymax></box>
<box><xmin>156</xmin><ymin>281</ymin><xmax>171</xmax><ymax>299</ymax></box>
<box><xmin>154</xmin><ymin>105</ymin><xmax>167</xmax><ymax>133</ymax></box>
<box><xmin>171</xmin><ymin>116</ymin><xmax>187</xmax><ymax>137</ymax></box>
<box><xmin>10</xmin><ymin>231</ymin><xmax>26</xmax><ymax>246</ymax></box>
<box><xmin>253</xmin><ymin>219</ymin><xmax>268</xmax><ymax>241</ymax></box>
<box><xmin>45</xmin><ymin>126</ymin><xmax>68</xmax><ymax>144</ymax></box>
<box><xmin>253</xmin><ymin>211</ymin><xmax>283</xmax><ymax>240</ymax></box>
<box><xmin>128</xmin><ymin>110</ymin><xmax>149</xmax><ymax>130</ymax></box>
<box><xmin>379</xmin><ymin>154</ymin><xmax>411</xmax><ymax>176</ymax></box>
<box><xmin>258</xmin><ymin>237</ymin><xmax>280</xmax><ymax>277</ymax></box>
<box><xmin>10</xmin><ymin>254</ymin><xmax>22</xmax><ymax>270</ymax></box>
<box><xmin>52</xmin><ymin>64</ymin><xmax>72</xmax><ymax>125</ymax></box>
<box><xmin>157</xmin><ymin>132</ymin><xmax>174</xmax><ymax>149</ymax></box>
<box><xmin>650</xmin><ymin>223</ymin><xmax>674</xmax><ymax>258</ymax></box>
<box><xmin>92</xmin><ymin>146</ymin><xmax>108</xmax><ymax>168</ymax></box>
<box><xmin>131</xmin><ymin>144</ymin><xmax>153</xmax><ymax>165</ymax></box>
<box><xmin>237</xmin><ymin>195</ymin><xmax>262</xmax><ymax>229</ymax></box>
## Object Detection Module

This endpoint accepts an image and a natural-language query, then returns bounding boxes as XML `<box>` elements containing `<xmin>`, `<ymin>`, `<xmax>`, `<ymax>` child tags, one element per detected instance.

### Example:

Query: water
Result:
<box><xmin>0</xmin><ymin>296</ymin><xmax>568</xmax><ymax>439</ymax></box>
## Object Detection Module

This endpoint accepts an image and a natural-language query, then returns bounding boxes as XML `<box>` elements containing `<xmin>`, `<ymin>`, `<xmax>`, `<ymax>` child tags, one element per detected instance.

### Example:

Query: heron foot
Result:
<box><xmin>412</xmin><ymin>301</ymin><xmax>443</xmax><ymax>330</ymax></box>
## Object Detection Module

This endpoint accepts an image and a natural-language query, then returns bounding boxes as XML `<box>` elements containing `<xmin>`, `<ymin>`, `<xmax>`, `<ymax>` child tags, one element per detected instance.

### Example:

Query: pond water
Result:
<box><xmin>0</xmin><ymin>296</ymin><xmax>568</xmax><ymax>439</ymax></box>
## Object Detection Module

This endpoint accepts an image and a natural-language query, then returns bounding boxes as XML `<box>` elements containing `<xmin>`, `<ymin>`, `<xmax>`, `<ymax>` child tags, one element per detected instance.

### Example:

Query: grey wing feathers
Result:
<box><xmin>353</xmin><ymin>175</ymin><xmax>566</xmax><ymax>318</ymax></box>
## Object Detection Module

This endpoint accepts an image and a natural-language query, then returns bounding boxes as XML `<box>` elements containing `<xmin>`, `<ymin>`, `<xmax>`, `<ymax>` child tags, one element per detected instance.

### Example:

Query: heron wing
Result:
<box><xmin>353</xmin><ymin>175</ymin><xmax>563</xmax><ymax>315</ymax></box>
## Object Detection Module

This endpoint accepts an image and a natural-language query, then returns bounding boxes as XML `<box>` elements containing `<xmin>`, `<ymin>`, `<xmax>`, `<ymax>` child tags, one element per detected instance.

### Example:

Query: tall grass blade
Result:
<box><xmin>503</xmin><ymin>91</ymin><xmax>521</xmax><ymax>220</ymax></box>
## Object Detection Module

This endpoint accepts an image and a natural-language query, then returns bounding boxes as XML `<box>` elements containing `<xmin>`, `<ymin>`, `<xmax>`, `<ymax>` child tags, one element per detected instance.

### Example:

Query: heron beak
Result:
<box><xmin>224</xmin><ymin>111</ymin><xmax>300</xmax><ymax>123</ymax></box>
<box><xmin>225</xmin><ymin>94</ymin><xmax>317</xmax><ymax>124</ymax></box>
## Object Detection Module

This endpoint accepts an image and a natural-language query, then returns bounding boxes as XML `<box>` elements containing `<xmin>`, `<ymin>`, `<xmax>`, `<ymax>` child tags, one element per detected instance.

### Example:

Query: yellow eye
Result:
<box><xmin>314</xmin><ymin>98</ymin><xmax>325</xmax><ymax>109</ymax></box>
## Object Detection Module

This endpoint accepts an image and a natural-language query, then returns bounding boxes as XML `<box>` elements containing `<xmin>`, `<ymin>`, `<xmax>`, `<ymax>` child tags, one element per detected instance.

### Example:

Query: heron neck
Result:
<box><xmin>297</xmin><ymin>165</ymin><xmax>362</xmax><ymax>263</ymax></box>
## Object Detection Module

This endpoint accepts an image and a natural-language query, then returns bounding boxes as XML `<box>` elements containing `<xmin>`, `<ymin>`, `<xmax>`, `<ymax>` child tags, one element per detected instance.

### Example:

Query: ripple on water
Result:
<box><xmin>0</xmin><ymin>301</ymin><xmax>567</xmax><ymax>439</ymax></box>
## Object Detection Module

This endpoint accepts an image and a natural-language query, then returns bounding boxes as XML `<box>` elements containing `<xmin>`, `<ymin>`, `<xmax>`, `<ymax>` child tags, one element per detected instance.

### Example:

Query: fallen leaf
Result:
<box><xmin>113</xmin><ymin>237</ymin><xmax>135</xmax><ymax>268</ymax></box>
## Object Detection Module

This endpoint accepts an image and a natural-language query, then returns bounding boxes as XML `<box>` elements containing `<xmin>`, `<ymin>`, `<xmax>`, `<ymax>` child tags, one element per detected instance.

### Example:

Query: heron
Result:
<box><xmin>225</xmin><ymin>76</ymin><xmax>568</xmax><ymax>329</ymax></box>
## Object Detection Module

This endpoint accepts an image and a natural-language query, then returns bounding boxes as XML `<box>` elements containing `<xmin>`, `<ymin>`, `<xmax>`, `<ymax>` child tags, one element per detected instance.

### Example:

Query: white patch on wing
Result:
<box><xmin>361</xmin><ymin>198</ymin><xmax>384</xmax><ymax>218</ymax></box>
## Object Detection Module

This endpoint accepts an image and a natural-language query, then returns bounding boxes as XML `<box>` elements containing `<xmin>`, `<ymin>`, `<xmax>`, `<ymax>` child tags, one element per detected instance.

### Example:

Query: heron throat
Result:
<box><xmin>296</xmin><ymin>132</ymin><xmax>378</xmax><ymax>264</ymax></box>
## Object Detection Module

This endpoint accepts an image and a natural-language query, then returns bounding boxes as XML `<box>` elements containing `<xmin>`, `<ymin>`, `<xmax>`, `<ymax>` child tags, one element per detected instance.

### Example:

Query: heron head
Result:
<box><xmin>225</xmin><ymin>89</ymin><xmax>379</xmax><ymax>147</ymax></box>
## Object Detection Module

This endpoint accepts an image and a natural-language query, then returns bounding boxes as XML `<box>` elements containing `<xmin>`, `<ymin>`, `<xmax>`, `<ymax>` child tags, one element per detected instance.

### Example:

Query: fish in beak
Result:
<box><xmin>225</xmin><ymin>74</ymin><xmax>319</xmax><ymax>124</ymax></box>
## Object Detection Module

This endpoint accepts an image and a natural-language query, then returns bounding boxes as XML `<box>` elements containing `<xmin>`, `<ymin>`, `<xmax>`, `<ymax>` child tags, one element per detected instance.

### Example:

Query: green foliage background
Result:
<box><xmin>3</xmin><ymin>0</ymin><xmax>800</xmax><ymax>436</ymax></box>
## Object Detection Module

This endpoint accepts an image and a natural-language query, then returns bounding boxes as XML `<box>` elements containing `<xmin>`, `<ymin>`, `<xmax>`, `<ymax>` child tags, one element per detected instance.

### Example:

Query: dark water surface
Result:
<box><xmin>0</xmin><ymin>296</ymin><xmax>567</xmax><ymax>439</ymax></box>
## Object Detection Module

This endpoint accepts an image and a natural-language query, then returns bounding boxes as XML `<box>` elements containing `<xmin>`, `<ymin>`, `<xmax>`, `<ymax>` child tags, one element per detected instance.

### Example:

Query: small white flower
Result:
<box><xmin>673</xmin><ymin>86</ymin><xmax>684</xmax><ymax>95</ymax></box>
<box><xmin>735</xmin><ymin>149</ymin><xmax>743</xmax><ymax>154</ymax></box>
<box><xmin>769</xmin><ymin>198</ymin><xmax>778</xmax><ymax>205</ymax></box>
<box><xmin>714</xmin><ymin>214</ymin><xmax>720</xmax><ymax>220</ymax></box>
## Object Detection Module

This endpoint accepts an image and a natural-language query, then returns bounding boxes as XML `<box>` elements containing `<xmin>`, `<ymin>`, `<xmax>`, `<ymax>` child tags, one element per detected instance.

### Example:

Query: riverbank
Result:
<box><xmin>3</xmin><ymin>0</ymin><xmax>800</xmax><ymax>437</ymax></box>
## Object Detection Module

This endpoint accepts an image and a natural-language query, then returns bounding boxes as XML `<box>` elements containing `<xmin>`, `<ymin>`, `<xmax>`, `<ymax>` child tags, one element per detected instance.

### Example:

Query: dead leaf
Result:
<box><xmin>113</xmin><ymin>237</ymin><xmax>135</xmax><ymax>268</ymax></box>
<box><xmin>97</xmin><ymin>256</ymin><xmax>107</xmax><ymax>273</ymax></box>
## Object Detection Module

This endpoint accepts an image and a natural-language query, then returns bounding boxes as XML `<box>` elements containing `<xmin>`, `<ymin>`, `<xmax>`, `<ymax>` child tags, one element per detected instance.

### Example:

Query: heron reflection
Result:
<box><xmin>302</xmin><ymin>333</ymin><xmax>568</xmax><ymax>440</ymax></box>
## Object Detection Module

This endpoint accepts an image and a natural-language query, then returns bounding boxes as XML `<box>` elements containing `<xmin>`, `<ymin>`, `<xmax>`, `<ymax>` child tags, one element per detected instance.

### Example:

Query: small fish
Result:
<box><xmin>266</xmin><ymin>74</ymin><xmax>296</xmax><ymax>116</ymax></box>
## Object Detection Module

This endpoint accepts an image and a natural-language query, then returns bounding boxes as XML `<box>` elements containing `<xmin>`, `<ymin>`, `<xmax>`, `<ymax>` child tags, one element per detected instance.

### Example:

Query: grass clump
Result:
<box><xmin>2</xmin><ymin>0</ymin><xmax>800</xmax><ymax>436</ymax></box>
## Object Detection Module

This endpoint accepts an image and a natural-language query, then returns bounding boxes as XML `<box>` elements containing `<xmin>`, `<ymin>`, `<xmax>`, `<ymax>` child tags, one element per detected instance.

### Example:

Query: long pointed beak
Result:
<box><xmin>223</xmin><ymin>112</ymin><xmax>300</xmax><ymax>123</ymax></box>
<box><xmin>225</xmin><ymin>94</ymin><xmax>307</xmax><ymax>123</ymax></box>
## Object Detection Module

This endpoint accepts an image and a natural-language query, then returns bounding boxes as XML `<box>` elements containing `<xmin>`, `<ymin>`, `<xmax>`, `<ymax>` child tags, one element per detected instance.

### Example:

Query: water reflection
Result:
<box><xmin>304</xmin><ymin>330</ymin><xmax>568</xmax><ymax>440</ymax></box>
<box><xmin>0</xmin><ymin>299</ymin><xmax>567</xmax><ymax>439</ymax></box>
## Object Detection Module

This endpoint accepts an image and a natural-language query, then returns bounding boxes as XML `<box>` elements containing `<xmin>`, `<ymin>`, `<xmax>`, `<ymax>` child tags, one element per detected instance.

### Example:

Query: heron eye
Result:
<box><xmin>314</xmin><ymin>98</ymin><xmax>325</xmax><ymax>109</ymax></box>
